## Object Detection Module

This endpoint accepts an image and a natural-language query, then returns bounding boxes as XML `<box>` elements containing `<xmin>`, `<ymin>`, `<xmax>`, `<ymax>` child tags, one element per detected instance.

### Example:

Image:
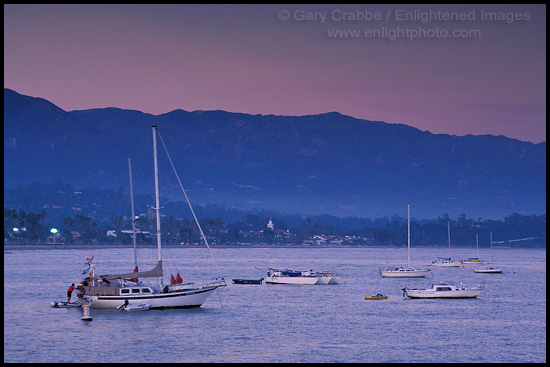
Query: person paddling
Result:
<box><xmin>67</xmin><ymin>283</ymin><xmax>75</xmax><ymax>303</ymax></box>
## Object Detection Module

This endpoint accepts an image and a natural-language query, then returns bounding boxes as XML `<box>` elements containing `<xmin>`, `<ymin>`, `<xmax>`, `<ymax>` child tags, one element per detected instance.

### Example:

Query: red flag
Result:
<box><xmin>127</xmin><ymin>266</ymin><xmax>139</xmax><ymax>283</ymax></box>
<box><xmin>170</xmin><ymin>274</ymin><xmax>176</xmax><ymax>284</ymax></box>
<box><xmin>176</xmin><ymin>272</ymin><xmax>183</xmax><ymax>283</ymax></box>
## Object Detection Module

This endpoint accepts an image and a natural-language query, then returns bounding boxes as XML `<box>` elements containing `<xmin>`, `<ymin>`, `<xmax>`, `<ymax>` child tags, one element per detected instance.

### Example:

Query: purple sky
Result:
<box><xmin>4</xmin><ymin>4</ymin><xmax>546</xmax><ymax>143</ymax></box>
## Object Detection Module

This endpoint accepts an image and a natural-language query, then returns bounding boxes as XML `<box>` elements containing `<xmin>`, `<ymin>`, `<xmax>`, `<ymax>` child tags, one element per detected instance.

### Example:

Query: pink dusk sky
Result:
<box><xmin>4</xmin><ymin>4</ymin><xmax>546</xmax><ymax>143</ymax></box>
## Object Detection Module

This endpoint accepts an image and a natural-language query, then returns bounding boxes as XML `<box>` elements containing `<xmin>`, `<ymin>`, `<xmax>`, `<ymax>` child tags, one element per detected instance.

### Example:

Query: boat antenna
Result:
<box><xmin>156</xmin><ymin>129</ymin><xmax>225</xmax><ymax>281</ymax></box>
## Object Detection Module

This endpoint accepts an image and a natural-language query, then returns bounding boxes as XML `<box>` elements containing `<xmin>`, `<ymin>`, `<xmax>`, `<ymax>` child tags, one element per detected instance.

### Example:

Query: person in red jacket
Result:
<box><xmin>67</xmin><ymin>283</ymin><xmax>75</xmax><ymax>303</ymax></box>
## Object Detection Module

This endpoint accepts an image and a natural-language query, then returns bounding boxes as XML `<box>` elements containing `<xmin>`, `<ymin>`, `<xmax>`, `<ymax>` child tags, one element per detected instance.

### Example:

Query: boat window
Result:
<box><xmin>436</xmin><ymin>287</ymin><xmax>452</xmax><ymax>291</ymax></box>
<box><xmin>120</xmin><ymin>289</ymin><xmax>130</xmax><ymax>294</ymax></box>
<box><xmin>131</xmin><ymin>288</ymin><xmax>140</xmax><ymax>294</ymax></box>
<box><xmin>141</xmin><ymin>288</ymin><xmax>151</xmax><ymax>293</ymax></box>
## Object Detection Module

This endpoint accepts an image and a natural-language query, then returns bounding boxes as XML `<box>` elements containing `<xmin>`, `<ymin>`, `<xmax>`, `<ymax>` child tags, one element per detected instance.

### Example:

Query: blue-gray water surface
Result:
<box><xmin>4</xmin><ymin>246</ymin><xmax>546</xmax><ymax>363</ymax></box>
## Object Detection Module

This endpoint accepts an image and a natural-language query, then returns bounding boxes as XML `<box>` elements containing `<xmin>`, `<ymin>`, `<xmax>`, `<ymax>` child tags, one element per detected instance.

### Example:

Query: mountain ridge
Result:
<box><xmin>3</xmin><ymin>88</ymin><xmax>546</xmax><ymax>219</ymax></box>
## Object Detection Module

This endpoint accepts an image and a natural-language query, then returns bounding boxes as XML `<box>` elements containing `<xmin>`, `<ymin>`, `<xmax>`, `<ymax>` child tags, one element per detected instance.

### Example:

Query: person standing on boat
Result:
<box><xmin>67</xmin><ymin>283</ymin><xmax>75</xmax><ymax>303</ymax></box>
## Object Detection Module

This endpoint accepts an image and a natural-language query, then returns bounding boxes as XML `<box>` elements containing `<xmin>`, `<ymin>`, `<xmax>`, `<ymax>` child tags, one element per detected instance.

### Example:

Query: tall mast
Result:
<box><xmin>128</xmin><ymin>158</ymin><xmax>138</xmax><ymax>270</ymax></box>
<box><xmin>407</xmin><ymin>203</ymin><xmax>411</xmax><ymax>268</ymax></box>
<box><xmin>152</xmin><ymin>126</ymin><xmax>162</xmax><ymax>262</ymax></box>
<box><xmin>447</xmin><ymin>220</ymin><xmax>451</xmax><ymax>258</ymax></box>
<box><xmin>476</xmin><ymin>234</ymin><xmax>479</xmax><ymax>259</ymax></box>
<box><xmin>490</xmin><ymin>231</ymin><xmax>494</xmax><ymax>264</ymax></box>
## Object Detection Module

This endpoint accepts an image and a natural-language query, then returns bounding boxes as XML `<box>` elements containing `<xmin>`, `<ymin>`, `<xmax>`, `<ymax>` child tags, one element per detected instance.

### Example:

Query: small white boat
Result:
<box><xmin>431</xmin><ymin>257</ymin><xmax>460</xmax><ymax>267</ymax></box>
<box><xmin>50</xmin><ymin>300</ymin><xmax>82</xmax><ymax>308</ymax></box>
<box><xmin>264</xmin><ymin>268</ymin><xmax>338</xmax><ymax>285</ymax></box>
<box><xmin>473</xmin><ymin>266</ymin><xmax>503</xmax><ymax>273</ymax></box>
<box><xmin>461</xmin><ymin>235</ymin><xmax>484</xmax><ymax>264</ymax></box>
<box><xmin>473</xmin><ymin>232</ymin><xmax>503</xmax><ymax>273</ymax></box>
<box><xmin>380</xmin><ymin>265</ymin><xmax>430</xmax><ymax>277</ymax></box>
<box><xmin>403</xmin><ymin>282</ymin><xmax>485</xmax><ymax>299</ymax></box>
<box><xmin>431</xmin><ymin>221</ymin><xmax>460</xmax><ymax>267</ymax></box>
<box><xmin>379</xmin><ymin>204</ymin><xmax>430</xmax><ymax>278</ymax></box>
<box><xmin>117</xmin><ymin>301</ymin><xmax>152</xmax><ymax>311</ymax></box>
<box><xmin>365</xmin><ymin>294</ymin><xmax>388</xmax><ymax>300</ymax></box>
<box><xmin>461</xmin><ymin>258</ymin><xmax>482</xmax><ymax>264</ymax></box>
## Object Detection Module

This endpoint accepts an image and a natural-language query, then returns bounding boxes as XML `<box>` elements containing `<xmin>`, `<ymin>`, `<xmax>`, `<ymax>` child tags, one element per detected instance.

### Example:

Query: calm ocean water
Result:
<box><xmin>4</xmin><ymin>246</ymin><xmax>546</xmax><ymax>363</ymax></box>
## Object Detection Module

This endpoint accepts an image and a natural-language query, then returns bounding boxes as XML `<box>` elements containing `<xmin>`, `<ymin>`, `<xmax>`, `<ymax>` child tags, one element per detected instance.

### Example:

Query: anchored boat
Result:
<box><xmin>79</xmin><ymin>126</ymin><xmax>226</xmax><ymax>309</ymax></box>
<box><xmin>431</xmin><ymin>222</ymin><xmax>460</xmax><ymax>267</ymax></box>
<box><xmin>379</xmin><ymin>203</ymin><xmax>430</xmax><ymax>278</ymax></box>
<box><xmin>473</xmin><ymin>232</ymin><xmax>503</xmax><ymax>273</ymax></box>
<box><xmin>461</xmin><ymin>234</ymin><xmax>484</xmax><ymax>264</ymax></box>
<box><xmin>116</xmin><ymin>300</ymin><xmax>152</xmax><ymax>311</ymax></box>
<box><xmin>232</xmin><ymin>278</ymin><xmax>264</xmax><ymax>284</ymax></box>
<box><xmin>365</xmin><ymin>294</ymin><xmax>388</xmax><ymax>300</ymax></box>
<box><xmin>50</xmin><ymin>301</ymin><xmax>82</xmax><ymax>308</ymax></box>
<box><xmin>403</xmin><ymin>282</ymin><xmax>485</xmax><ymax>299</ymax></box>
<box><xmin>264</xmin><ymin>268</ymin><xmax>339</xmax><ymax>285</ymax></box>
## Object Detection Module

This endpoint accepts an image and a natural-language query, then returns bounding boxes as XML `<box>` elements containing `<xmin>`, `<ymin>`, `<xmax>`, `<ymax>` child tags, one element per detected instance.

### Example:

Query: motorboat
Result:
<box><xmin>365</xmin><ymin>294</ymin><xmax>388</xmax><ymax>300</ymax></box>
<box><xmin>116</xmin><ymin>301</ymin><xmax>152</xmax><ymax>311</ymax></box>
<box><xmin>402</xmin><ymin>282</ymin><xmax>485</xmax><ymax>299</ymax></box>
<box><xmin>265</xmin><ymin>269</ymin><xmax>320</xmax><ymax>284</ymax></box>
<box><xmin>264</xmin><ymin>268</ymin><xmax>338</xmax><ymax>285</ymax></box>
<box><xmin>232</xmin><ymin>278</ymin><xmax>264</xmax><ymax>284</ymax></box>
<box><xmin>379</xmin><ymin>204</ymin><xmax>430</xmax><ymax>278</ymax></box>
<box><xmin>431</xmin><ymin>257</ymin><xmax>460</xmax><ymax>267</ymax></box>
<box><xmin>50</xmin><ymin>300</ymin><xmax>82</xmax><ymax>308</ymax></box>
<box><xmin>462</xmin><ymin>258</ymin><xmax>482</xmax><ymax>264</ymax></box>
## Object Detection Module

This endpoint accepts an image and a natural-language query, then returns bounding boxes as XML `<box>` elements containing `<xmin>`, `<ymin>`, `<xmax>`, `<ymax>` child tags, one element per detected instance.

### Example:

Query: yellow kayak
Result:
<box><xmin>365</xmin><ymin>294</ymin><xmax>388</xmax><ymax>300</ymax></box>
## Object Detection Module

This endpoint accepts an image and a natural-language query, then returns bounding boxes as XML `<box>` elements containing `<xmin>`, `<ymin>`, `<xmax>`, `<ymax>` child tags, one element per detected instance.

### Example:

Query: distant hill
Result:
<box><xmin>3</xmin><ymin>88</ymin><xmax>546</xmax><ymax>219</ymax></box>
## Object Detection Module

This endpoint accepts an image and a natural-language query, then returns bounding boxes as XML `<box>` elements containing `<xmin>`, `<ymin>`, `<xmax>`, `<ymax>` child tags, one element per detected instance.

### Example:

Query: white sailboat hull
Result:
<box><xmin>72</xmin><ymin>127</ymin><xmax>226</xmax><ymax>311</ymax></box>
<box><xmin>379</xmin><ymin>268</ymin><xmax>430</xmax><ymax>278</ymax></box>
<box><xmin>473</xmin><ymin>267</ymin><xmax>503</xmax><ymax>273</ymax></box>
<box><xmin>85</xmin><ymin>286</ymin><xmax>218</xmax><ymax>309</ymax></box>
<box><xmin>381</xmin><ymin>204</ymin><xmax>428</xmax><ymax>278</ymax></box>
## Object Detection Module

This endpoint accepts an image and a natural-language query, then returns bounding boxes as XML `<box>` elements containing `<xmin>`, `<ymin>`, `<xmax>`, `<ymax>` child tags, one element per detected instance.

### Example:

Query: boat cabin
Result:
<box><xmin>393</xmin><ymin>267</ymin><xmax>418</xmax><ymax>272</ymax></box>
<box><xmin>80</xmin><ymin>284</ymin><xmax>153</xmax><ymax>297</ymax></box>
<box><xmin>119</xmin><ymin>287</ymin><xmax>153</xmax><ymax>296</ymax></box>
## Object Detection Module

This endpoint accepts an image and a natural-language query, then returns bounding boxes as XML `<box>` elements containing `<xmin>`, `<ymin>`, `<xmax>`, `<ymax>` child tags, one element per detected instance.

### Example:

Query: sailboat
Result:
<box><xmin>379</xmin><ymin>203</ymin><xmax>430</xmax><ymax>278</ymax></box>
<box><xmin>461</xmin><ymin>234</ymin><xmax>483</xmax><ymax>264</ymax></box>
<box><xmin>473</xmin><ymin>232</ymin><xmax>503</xmax><ymax>273</ymax></box>
<box><xmin>80</xmin><ymin>126</ymin><xmax>226</xmax><ymax>309</ymax></box>
<box><xmin>431</xmin><ymin>221</ymin><xmax>460</xmax><ymax>267</ymax></box>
